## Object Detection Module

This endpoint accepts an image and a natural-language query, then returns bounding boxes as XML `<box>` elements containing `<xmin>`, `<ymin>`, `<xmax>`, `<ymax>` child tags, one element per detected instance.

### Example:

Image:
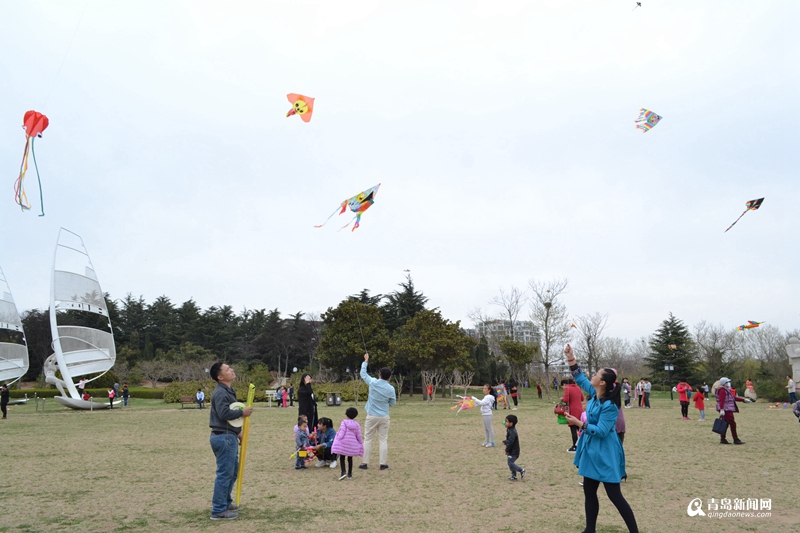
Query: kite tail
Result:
<box><xmin>724</xmin><ymin>209</ymin><xmax>748</xmax><ymax>233</ymax></box>
<box><xmin>314</xmin><ymin>202</ymin><xmax>348</xmax><ymax>228</ymax></box>
<box><xmin>31</xmin><ymin>137</ymin><xmax>45</xmax><ymax>217</ymax></box>
<box><xmin>351</xmin><ymin>213</ymin><xmax>363</xmax><ymax>232</ymax></box>
<box><xmin>14</xmin><ymin>137</ymin><xmax>32</xmax><ymax>211</ymax></box>
<box><xmin>338</xmin><ymin>214</ymin><xmax>358</xmax><ymax>232</ymax></box>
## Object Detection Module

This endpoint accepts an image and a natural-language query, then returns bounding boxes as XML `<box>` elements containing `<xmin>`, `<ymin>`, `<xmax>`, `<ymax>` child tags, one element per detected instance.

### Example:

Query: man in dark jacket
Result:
<box><xmin>208</xmin><ymin>363</ymin><xmax>252</xmax><ymax>520</ymax></box>
<box><xmin>1</xmin><ymin>384</ymin><xmax>9</xmax><ymax>419</ymax></box>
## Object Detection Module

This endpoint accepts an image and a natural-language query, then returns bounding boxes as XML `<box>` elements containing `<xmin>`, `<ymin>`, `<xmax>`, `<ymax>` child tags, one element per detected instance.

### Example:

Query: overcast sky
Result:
<box><xmin>1</xmin><ymin>1</ymin><xmax>798</xmax><ymax>342</ymax></box>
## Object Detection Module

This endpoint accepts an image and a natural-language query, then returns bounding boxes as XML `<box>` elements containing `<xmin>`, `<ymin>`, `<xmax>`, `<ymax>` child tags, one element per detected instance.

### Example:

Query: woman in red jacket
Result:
<box><xmin>676</xmin><ymin>378</ymin><xmax>693</xmax><ymax>420</ymax></box>
<box><xmin>562</xmin><ymin>377</ymin><xmax>585</xmax><ymax>453</ymax></box>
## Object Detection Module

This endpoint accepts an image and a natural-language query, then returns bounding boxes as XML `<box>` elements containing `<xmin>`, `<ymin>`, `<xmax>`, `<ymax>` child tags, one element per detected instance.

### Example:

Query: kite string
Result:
<box><xmin>354</xmin><ymin>307</ymin><xmax>367</xmax><ymax>353</ymax></box>
<box><xmin>43</xmin><ymin>0</ymin><xmax>90</xmax><ymax>107</ymax></box>
<box><xmin>31</xmin><ymin>138</ymin><xmax>45</xmax><ymax>217</ymax></box>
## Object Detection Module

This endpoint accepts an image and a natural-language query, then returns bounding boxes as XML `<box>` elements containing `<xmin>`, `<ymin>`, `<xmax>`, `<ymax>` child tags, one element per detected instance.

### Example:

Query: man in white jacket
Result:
<box><xmin>359</xmin><ymin>353</ymin><xmax>397</xmax><ymax>470</ymax></box>
<box><xmin>472</xmin><ymin>384</ymin><xmax>496</xmax><ymax>447</ymax></box>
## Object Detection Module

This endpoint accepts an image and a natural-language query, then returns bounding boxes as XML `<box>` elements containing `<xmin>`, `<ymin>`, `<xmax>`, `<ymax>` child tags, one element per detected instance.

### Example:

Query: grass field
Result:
<box><xmin>0</xmin><ymin>390</ymin><xmax>797</xmax><ymax>533</ymax></box>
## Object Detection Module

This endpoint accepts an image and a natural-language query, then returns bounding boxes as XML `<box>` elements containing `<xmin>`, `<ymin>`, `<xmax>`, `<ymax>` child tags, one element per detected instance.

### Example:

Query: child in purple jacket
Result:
<box><xmin>331</xmin><ymin>407</ymin><xmax>364</xmax><ymax>480</ymax></box>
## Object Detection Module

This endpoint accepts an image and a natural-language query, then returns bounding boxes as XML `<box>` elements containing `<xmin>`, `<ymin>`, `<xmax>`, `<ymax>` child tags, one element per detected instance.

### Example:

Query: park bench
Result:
<box><xmin>180</xmin><ymin>395</ymin><xmax>200</xmax><ymax>409</ymax></box>
<box><xmin>265</xmin><ymin>389</ymin><xmax>277</xmax><ymax>407</ymax></box>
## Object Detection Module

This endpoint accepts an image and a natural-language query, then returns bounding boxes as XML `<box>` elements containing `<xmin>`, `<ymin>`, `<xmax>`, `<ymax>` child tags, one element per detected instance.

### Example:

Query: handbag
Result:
<box><xmin>711</xmin><ymin>417</ymin><xmax>728</xmax><ymax>436</ymax></box>
<box><xmin>554</xmin><ymin>403</ymin><xmax>568</xmax><ymax>416</ymax></box>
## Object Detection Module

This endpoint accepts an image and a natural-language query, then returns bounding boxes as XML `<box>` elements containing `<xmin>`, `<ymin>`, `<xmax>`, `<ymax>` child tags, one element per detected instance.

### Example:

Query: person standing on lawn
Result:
<box><xmin>208</xmin><ymin>362</ymin><xmax>253</xmax><ymax>520</ymax></box>
<box><xmin>787</xmin><ymin>375</ymin><xmax>797</xmax><ymax>404</ymax></box>
<box><xmin>563</xmin><ymin>344</ymin><xmax>639</xmax><ymax>533</ymax></box>
<box><xmin>676</xmin><ymin>378</ymin><xmax>693</xmax><ymax>420</ymax></box>
<box><xmin>561</xmin><ymin>377</ymin><xmax>584</xmax><ymax>453</ymax></box>
<box><xmin>693</xmin><ymin>384</ymin><xmax>706</xmax><ymax>421</ymax></box>
<box><xmin>358</xmin><ymin>352</ymin><xmax>396</xmax><ymax>470</ymax></box>
<box><xmin>716</xmin><ymin>377</ymin><xmax>745</xmax><ymax>445</ymax></box>
<box><xmin>1</xmin><ymin>383</ymin><xmax>9</xmax><ymax>419</ymax></box>
<box><xmin>471</xmin><ymin>384</ymin><xmax>496</xmax><ymax>447</ymax></box>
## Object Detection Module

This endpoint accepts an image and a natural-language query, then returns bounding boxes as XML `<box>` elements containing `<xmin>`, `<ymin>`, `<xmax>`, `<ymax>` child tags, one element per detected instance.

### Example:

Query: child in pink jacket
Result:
<box><xmin>331</xmin><ymin>407</ymin><xmax>364</xmax><ymax>480</ymax></box>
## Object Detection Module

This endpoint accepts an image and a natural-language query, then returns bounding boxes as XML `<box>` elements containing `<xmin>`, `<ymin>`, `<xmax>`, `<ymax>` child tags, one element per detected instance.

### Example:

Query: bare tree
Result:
<box><xmin>460</xmin><ymin>370</ymin><xmax>475</xmax><ymax>395</ymax></box>
<box><xmin>694</xmin><ymin>321</ymin><xmax>741</xmax><ymax>378</ymax></box>
<box><xmin>136</xmin><ymin>360</ymin><xmax>168</xmax><ymax>388</ymax></box>
<box><xmin>391</xmin><ymin>373</ymin><xmax>404</xmax><ymax>401</ymax></box>
<box><xmin>420</xmin><ymin>369</ymin><xmax>446</xmax><ymax>404</ymax></box>
<box><xmin>574</xmin><ymin>312</ymin><xmax>609</xmax><ymax>376</ymax></box>
<box><xmin>314</xmin><ymin>367</ymin><xmax>339</xmax><ymax>384</ymax></box>
<box><xmin>528</xmin><ymin>278</ymin><xmax>572</xmax><ymax>400</ymax></box>
<box><xmin>490</xmin><ymin>286</ymin><xmax>526</xmax><ymax>342</ymax></box>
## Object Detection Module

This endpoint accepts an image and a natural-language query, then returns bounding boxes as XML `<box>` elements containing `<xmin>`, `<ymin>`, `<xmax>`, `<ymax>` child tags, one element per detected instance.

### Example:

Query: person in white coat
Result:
<box><xmin>472</xmin><ymin>384</ymin><xmax>496</xmax><ymax>447</ymax></box>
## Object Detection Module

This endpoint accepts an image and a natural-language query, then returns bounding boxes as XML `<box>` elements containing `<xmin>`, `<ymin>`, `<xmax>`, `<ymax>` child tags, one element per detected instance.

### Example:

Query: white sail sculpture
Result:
<box><xmin>44</xmin><ymin>229</ymin><xmax>118</xmax><ymax>409</ymax></box>
<box><xmin>0</xmin><ymin>266</ymin><xmax>29</xmax><ymax>388</ymax></box>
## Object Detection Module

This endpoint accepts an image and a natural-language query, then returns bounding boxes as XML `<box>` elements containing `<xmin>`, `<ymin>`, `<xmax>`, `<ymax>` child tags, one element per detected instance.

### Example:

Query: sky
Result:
<box><xmin>1</xmin><ymin>1</ymin><xmax>798</xmax><ymax>343</ymax></box>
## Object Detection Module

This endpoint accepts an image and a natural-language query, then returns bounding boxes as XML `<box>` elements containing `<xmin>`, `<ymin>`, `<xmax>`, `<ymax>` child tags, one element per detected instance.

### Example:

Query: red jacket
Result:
<box><xmin>561</xmin><ymin>384</ymin><xmax>584</xmax><ymax>426</ymax></box>
<box><xmin>692</xmin><ymin>391</ymin><xmax>705</xmax><ymax>409</ymax></box>
<box><xmin>676</xmin><ymin>383</ymin><xmax>692</xmax><ymax>402</ymax></box>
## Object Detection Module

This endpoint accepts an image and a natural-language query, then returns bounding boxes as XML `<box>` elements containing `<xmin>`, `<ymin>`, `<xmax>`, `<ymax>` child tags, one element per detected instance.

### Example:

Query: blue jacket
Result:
<box><xmin>361</xmin><ymin>361</ymin><xmax>397</xmax><ymax>417</ymax></box>
<box><xmin>572</xmin><ymin>367</ymin><xmax>626</xmax><ymax>483</ymax></box>
<box><xmin>318</xmin><ymin>427</ymin><xmax>336</xmax><ymax>449</ymax></box>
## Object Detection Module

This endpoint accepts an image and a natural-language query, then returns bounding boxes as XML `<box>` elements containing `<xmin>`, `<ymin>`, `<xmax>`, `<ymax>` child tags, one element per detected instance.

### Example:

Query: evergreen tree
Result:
<box><xmin>381</xmin><ymin>274</ymin><xmax>428</xmax><ymax>333</ymax></box>
<box><xmin>645</xmin><ymin>313</ymin><xmax>697</xmax><ymax>385</ymax></box>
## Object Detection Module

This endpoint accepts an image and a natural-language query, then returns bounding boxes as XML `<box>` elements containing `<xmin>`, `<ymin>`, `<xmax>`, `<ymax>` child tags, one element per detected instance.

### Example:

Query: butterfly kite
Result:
<box><xmin>315</xmin><ymin>184</ymin><xmax>381</xmax><ymax>232</ymax></box>
<box><xmin>14</xmin><ymin>110</ymin><xmax>49</xmax><ymax>216</ymax></box>
<box><xmin>724</xmin><ymin>198</ymin><xmax>764</xmax><ymax>233</ymax></box>
<box><xmin>286</xmin><ymin>93</ymin><xmax>314</xmax><ymax>122</ymax></box>
<box><xmin>737</xmin><ymin>321</ymin><xmax>763</xmax><ymax>331</ymax></box>
<box><xmin>635</xmin><ymin>108</ymin><xmax>662</xmax><ymax>133</ymax></box>
<box><xmin>451</xmin><ymin>396</ymin><xmax>475</xmax><ymax>414</ymax></box>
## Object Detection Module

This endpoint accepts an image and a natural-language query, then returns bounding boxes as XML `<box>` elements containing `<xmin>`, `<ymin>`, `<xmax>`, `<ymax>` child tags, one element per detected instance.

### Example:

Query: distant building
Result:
<box><xmin>472</xmin><ymin>320</ymin><xmax>539</xmax><ymax>345</ymax></box>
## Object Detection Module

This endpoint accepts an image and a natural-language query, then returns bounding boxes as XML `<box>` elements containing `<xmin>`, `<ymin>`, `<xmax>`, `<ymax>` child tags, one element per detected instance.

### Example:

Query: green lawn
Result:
<box><xmin>0</xmin><ymin>391</ymin><xmax>797</xmax><ymax>532</ymax></box>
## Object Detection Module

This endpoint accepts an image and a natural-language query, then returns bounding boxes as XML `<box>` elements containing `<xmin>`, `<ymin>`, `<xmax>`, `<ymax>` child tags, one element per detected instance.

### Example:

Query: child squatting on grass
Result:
<box><xmin>502</xmin><ymin>414</ymin><xmax>525</xmax><ymax>481</ymax></box>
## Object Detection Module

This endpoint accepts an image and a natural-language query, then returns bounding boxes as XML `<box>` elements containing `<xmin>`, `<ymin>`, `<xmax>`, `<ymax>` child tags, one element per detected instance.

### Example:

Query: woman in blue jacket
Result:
<box><xmin>563</xmin><ymin>344</ymin><xmax>638</xmax><ymax>533</ymax></box>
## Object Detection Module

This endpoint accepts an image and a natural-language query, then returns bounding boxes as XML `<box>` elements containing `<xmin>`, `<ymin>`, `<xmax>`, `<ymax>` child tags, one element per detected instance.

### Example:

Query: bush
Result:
<box><xmin>756</xmin><ymin>379</ymin><xmax>790</xmax><ymax>403</ymax></box>
<box><xmin>164</xmin><ymin>380</ymin><xmax>216</xmax><ymax>403</ymax></box>
<box><xmin>129</xmin><ymin>388</ymin><xmax>165</xmax><ymax>400</ymax></box>
<box><xmin>311</xmin><ymin>382</ymin><xmax>373</xmax><ymax>403</ymax></box>
<box><xmin>6</xmin><ymin>387</ymin><xmax>165</xmax><ymax>399</ymax></box>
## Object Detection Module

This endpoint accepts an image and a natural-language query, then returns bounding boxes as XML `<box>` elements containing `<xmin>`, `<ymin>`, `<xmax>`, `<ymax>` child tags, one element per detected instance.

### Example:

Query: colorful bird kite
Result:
<box><xmin>314</xmin><ymin>184</ymin><xmax>381</xmax><ymax>232</ymax></box>
<box><xmin>724</xmin><ymin>198</ymin><xmax>764</xmax><ymax>233</ymax></box>
<box><xmin>286</xmin><ymin>93</ymin><xmax>314</xmax><ymax>122</ymax></box>
<box><xmin>737</xmin><ymin>321</ymin><xmax>763</xmax><ymax>331</ymax></box>
<box><xmin>451</xmin><ymin>396</ymin><xmax>475</xmax><ymax>414</ymax></box>
<box><xmin>14</xmin><ymin>110</ymin><xmax>49</xmax><ymax>216</ymax></box>
<box><xmin>635</xmin><ymin>108</ymin><xmax>662</xmax><ymax>133</ymax></box>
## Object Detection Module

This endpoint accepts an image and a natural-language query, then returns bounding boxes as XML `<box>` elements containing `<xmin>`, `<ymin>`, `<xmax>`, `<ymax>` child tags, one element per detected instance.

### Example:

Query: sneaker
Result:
<box><xmin>227</xmin><ymin>504</ymin><xmax>240</xmax><ymax>511</ymax></box>
<box><xmin>487</xmin><ymin>442</ymin><xmax>495</xmax><ymax>447</ymax></box>
<box><xmin>481</xmin><ymin>443</ymin><xmax>488</xmax><ymax>447</ymax></box>
<box><xmin>578</xmin><ymin>481</ymin><xmax>584</xmax><ymax>486</ymax></box>
<box><xmin>567</xmin><ymin>446</ymin><xmax>577</xmax><ymax>453</ymax></box>
<box><xmin>338</xmin><ymin>474</ymin><xmax>347</xmax><ymax>481</ymax></box>
<box><xmin>358</xmin><ymin>464</ymin><xmax>368</xmax><ymax>470</ymax></box>
<box><xmin>508</xmin><ymin>476</ymin><xmax>518</xmax><ymax>481</ymax></box>
<box><xmin>720</xmin><ymin>439</ymin><xmax>730</xmax><ymax>445</ymax></box>
<box><xmin>315</xmin><ymin>460</ymin><xmax>328</xmax><ymax>468</ymax></box>
<box><xmin>210</xmin><ymin>511</ymin><xmax>238</xmax><ymax>520</ymax></box>
<box><xmin>380</xmin><ymin>464</ymin><xmax>389</xmax><ymax>470</ymax></box>
<box><xmin>329</xmin><ymin>460</ymin><xmax>338</xmax><ymax>469</ymax></box>
<box><xmin>347</xmin><ymin>475</ymin><xmax>353</xmax><ymax>480</ymax></box>
<box><xmin>733</xmin><ymin>439</ymin><xmax>746</xmax><ymax>445</ymax></box>
<box><xmin>520</xmin><ymin>469</ymin><xmax>526</xmax><ymax>480</ymax></box>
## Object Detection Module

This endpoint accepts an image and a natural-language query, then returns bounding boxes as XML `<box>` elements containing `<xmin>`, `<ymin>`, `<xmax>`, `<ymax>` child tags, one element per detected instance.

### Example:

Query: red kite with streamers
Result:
<box><xmin>14</xmin><ymin>110</ymin><xmax>49</xmax><ymax>216</ymax></box>
<box><xmin>286</xmin><ymin>93</ymin><xmax>314</xmax><ymax>122</ymax></box>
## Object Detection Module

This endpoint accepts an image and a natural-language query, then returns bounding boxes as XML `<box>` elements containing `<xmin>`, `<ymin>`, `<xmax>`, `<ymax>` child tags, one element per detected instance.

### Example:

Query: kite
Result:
<box><xmin>495</xmin><ymin>385</ymin><xmax>509</xmax><ymax>409</ymax></box>
<box><xmin>286</xmin><ymin>93</ymin><xmax>314</xmax><ymax>122</ymax></box>
<box><xmin>633</xmin><ymin>2</ymin><xmax>642</xmax><ymax>10</ymax></box>
<box><xmin>451</xmin><ymin>396</ymin><xmax>475</xmax><ymax>414</ymax></box>
<box><xmin>315</xmin><ymin>184</ymin><xmax>381</xmax><ymax>232</ymax></box>
<box><xmin>724</xmin><ymin>198</ymin><xmax>764</xmax><ymax>233</ymax></box>
<box><xmin>635</xmin><ymin>108</ymin><xmax>662</xmax><ymax>133</ymax></box>
<box><xmin>14</xmin><ymin>110</ymin><xmax>49</xmax><ymax>216</ymax></box>
<box><xmin>737</xmin><ymin>321</ymin><xmax>763</xmax><ymax>331</ymax></box>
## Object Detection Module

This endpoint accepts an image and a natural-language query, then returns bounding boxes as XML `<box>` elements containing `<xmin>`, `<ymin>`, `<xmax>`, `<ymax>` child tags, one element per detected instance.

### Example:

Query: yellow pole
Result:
<box><xmin>234</xmin><ymin>383</ymin><xmax>256</xmax><ymax>506</ymax></box>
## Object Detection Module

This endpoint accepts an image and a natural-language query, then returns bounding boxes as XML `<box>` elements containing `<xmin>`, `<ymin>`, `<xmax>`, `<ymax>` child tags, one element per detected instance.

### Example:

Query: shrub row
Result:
<box><xmin>162</xmin><ymin>380</ymin><xmax>379</xmax><ymax>404</ymax></box>
<box><xmin>7</xmin><ymin>388</ymin><xmax>164</xmax><ymax>399</ymax></box>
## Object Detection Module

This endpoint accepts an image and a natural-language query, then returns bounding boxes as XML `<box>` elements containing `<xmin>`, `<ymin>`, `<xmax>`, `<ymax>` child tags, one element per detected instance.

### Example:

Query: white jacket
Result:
<box><xmin>472</xmin><ymin>394</ymin><xmax>495</xmax><ymax>416</ymax></box>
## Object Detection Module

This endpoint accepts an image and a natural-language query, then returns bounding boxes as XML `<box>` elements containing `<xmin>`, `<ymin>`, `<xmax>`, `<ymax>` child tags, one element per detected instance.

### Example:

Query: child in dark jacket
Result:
<box><xmin>295</xmin><ymin>419</ymin><xmax>311</xmax><ymax>469</ymax></box>
<box><xmin>502</xmin><ymin>415</ymin><xmax>525</xmax><ymax>481</ymax></box>
<box><xmin>313</xmin><ymin>417</ymin><xmax>337</xmax><ymax>468</ymax></box>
